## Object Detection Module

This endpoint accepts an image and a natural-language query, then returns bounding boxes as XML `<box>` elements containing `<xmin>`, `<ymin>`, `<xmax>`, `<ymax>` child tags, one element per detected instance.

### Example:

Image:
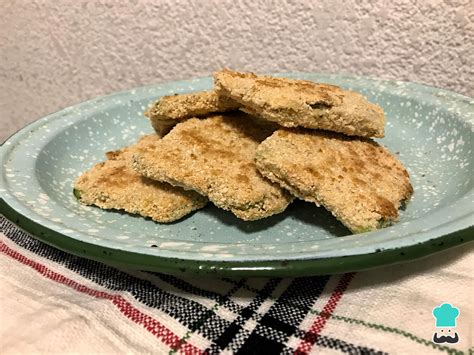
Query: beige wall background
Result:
<box><xmin>1</xmin><ymin>0</ymin><xmax>473</xmax><ymax>142</ymax></box>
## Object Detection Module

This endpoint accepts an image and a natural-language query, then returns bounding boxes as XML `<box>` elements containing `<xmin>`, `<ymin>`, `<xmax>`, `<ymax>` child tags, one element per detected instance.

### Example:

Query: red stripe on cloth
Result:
<box><xmin>295</xmin><ymin>272</ymin><xmax>355</xmax><ymax>354</ymax></box>
<box><xmin>0</xmin><ymin>241</ymin><xmax>203</xmax><ymax>355</ymax></box>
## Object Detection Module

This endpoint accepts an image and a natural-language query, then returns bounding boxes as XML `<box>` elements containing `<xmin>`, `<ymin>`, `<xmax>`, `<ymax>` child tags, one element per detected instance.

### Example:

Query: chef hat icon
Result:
<box><xmin>433</xmin><ymin>303</ymin><xmax>460</xmax><ymax>327</ymax></box>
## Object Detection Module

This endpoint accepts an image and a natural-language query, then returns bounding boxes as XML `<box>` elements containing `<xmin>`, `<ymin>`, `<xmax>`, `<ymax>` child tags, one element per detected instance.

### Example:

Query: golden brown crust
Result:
<box><xmin>255</xmin><ymin>129</ymin><xmax>413</xmax><ymax>233</ymax></box>
<box><xmin>214</xmin><ymin>69</ymin><xmax>385</xmax><ymax>138</ymax></box>
<box><xmin>145</xmin><ymin>90</ymin><xmax>239</xmax><ymax>136</ymax></box>
<box><xmin>74</xmin><ymin>135</ymin><xmax>207</xmax><ymax>222</ymax></box>
<box><xmin>132</xmin><ymin>113</ymin><xmax>293</xmax><ymax>221</ymax></box>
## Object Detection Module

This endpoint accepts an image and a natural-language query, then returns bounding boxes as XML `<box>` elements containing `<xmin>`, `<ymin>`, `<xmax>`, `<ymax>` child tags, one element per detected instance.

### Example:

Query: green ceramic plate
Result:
<box><xmin>1</xmin><ymin>74</ymin><xmax>473</xmax><ymax>276</ymax></box>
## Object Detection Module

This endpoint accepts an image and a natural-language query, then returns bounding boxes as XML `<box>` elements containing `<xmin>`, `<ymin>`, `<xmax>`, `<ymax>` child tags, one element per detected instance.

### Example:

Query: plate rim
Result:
<box><xmin>2</xmin><ymin>200</ymin><xmax>473</xmax><ymax>276</ymax></box>
<box><xmin>1</xmin><ymin>73</ymin><xmax>473</xmax><ymax>275</ymax></box>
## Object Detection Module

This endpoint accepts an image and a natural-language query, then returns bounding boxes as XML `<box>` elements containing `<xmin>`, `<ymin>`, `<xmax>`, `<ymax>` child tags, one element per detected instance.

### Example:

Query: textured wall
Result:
<box><xmin>1</xmin><ymin>0</ymin><xmax>473</xmax><ymax>141</ymax></box>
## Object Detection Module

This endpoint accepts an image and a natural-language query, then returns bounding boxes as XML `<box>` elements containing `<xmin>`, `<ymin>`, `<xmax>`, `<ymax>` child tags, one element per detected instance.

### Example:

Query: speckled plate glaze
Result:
<box><xmin>1</xmin><ymin>74</ymin><xmax>473</xmax><ymax>276</ymax></box>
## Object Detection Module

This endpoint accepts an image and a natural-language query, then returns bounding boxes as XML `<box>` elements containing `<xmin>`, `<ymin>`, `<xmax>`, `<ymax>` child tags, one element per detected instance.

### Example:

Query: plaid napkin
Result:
<box><xmin>0</xmin><ymin>215</ymin><xmax>472</xmax><ymax>354</ymax></box>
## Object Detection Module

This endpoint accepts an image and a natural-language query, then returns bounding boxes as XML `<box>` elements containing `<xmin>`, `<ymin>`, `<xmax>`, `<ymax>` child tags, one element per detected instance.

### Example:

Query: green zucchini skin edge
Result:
<box><xmin>73</xmin><ymin>188</ymin><xmax>82</xmax><ymax>200</ymax></box>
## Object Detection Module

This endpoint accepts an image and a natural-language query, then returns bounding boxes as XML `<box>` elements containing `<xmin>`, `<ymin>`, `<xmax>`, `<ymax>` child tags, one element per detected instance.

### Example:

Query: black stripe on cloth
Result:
<box><xmin>236</xmin><ymin>332</ymin><xmax>387</xmax><ymax>355</ymax></box>
<box><xmin>310</xmin><ymin>334</ymin><xmax>387</xmax><ymax>355</ymax></box>
<box><xmin>205</xmin><ymin>278</ymin><xmax>282</xmax><ymax>354</ymax></box>
<box><xmin>141</xmin><ymin>275</ymin><xmax>250</xmax><ymax>346</ymax></box>
<box><xmin>235</xmin><ymin>276</ymin><xmax>330</xmax><ymax>354</ymax></box>
<box><xmin>189</xmin><ymin>278</ymin><xmax>248</xmax><ymax>344</ymax></box>
<box><xmin>149</xmin><ymin>272</ymin><xmax>246</xmax><ymax>314</ymax></box>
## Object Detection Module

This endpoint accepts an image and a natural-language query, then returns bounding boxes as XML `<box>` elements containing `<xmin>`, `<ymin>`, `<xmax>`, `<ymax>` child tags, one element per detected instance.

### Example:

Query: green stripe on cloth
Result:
<box><xmin>310</xmin><ymin>310</ymin><xmax>465</xmax><ymax>355</ymax></box>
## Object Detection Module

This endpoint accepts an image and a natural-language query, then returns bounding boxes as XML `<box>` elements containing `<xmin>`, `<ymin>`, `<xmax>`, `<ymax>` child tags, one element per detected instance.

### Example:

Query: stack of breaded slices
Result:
<box><xmin>74</xmin><ymin>69</ymin><xmax>413</xmax><ymax>234</ymax></box>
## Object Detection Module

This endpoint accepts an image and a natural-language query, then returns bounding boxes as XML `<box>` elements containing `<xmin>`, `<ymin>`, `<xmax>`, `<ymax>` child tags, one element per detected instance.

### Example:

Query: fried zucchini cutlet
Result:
<box><xmin>145</xmin><ymin>90</ymin><xmax>239</xmax><ymax>136</ymax></box>
<box><xmin>214</xmin><ymin>69</ymin><xmax>385</xmax><ymax>138</ymax></box>
<box><xmin>74</xmin><ymin>135</ymin><xmax>207</xmax><ymax>222</ymax></box>
<box><xmin>255</xmin><ymin>129</ymin><xmax>413</xmax><ymax>233</ymax></box>
<box><xmin>132</xmin><ymin>113</ymin><xmax>293</xmax><ymax>221</ymax></box>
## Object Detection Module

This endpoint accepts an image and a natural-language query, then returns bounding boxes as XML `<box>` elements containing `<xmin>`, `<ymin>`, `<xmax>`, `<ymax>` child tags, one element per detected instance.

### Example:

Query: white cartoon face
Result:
<box><xmin>433</xmin><ymin>328</ymin><xmax>459</xmax><ymax>344</ymax></box>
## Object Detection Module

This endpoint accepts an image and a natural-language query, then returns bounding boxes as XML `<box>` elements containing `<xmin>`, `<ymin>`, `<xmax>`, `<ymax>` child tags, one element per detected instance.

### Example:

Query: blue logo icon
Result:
<box><xmin>432</xmin><ymin>303</ymin><xmax>460</xmax><ymax>344</ymax></box>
